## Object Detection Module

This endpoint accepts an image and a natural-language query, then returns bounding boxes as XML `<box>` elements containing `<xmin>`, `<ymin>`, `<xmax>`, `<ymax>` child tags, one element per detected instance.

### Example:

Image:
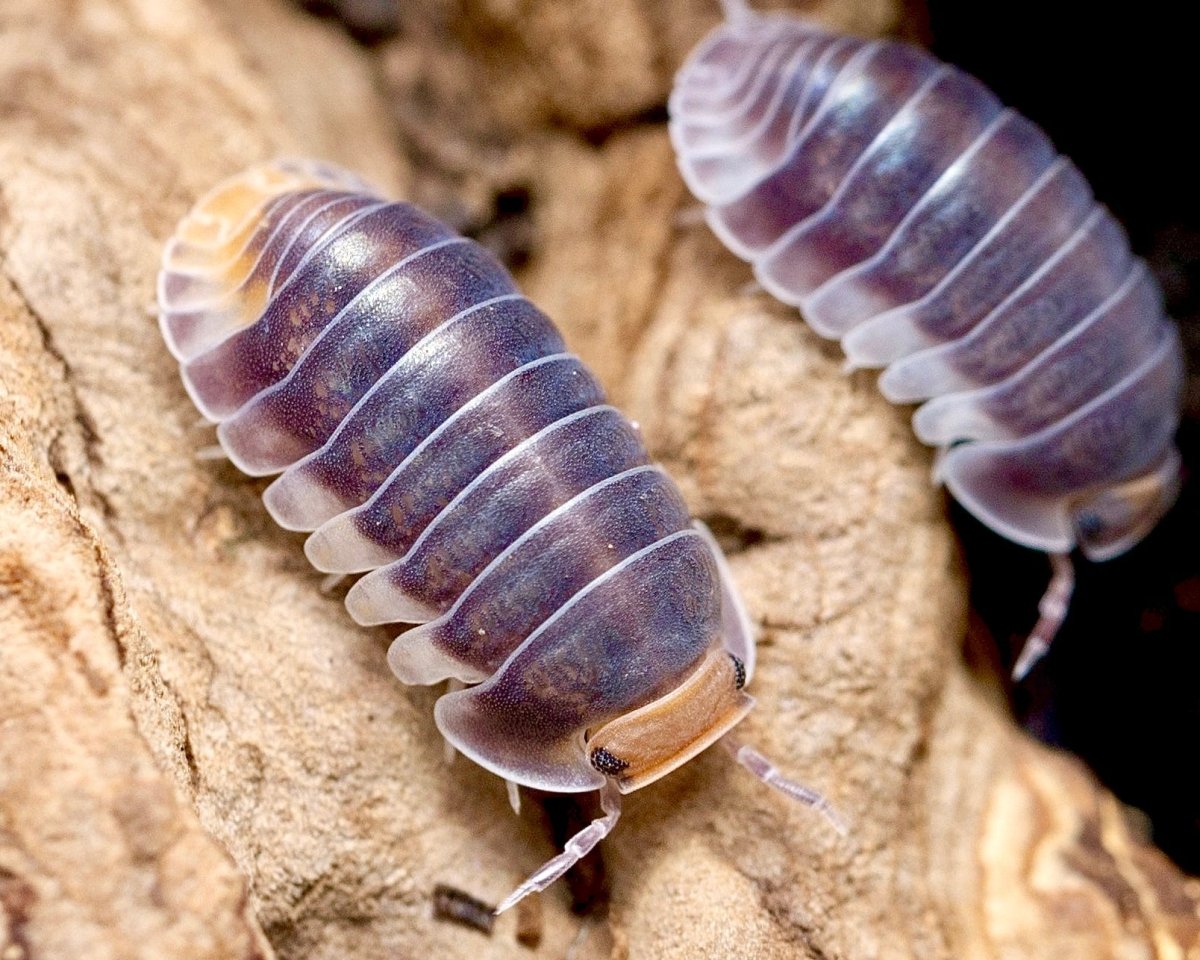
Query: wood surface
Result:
<box><xmin>2</xmin><ymin>1</ymin><xmax>1197</xmax><ymax>957</ymax></box>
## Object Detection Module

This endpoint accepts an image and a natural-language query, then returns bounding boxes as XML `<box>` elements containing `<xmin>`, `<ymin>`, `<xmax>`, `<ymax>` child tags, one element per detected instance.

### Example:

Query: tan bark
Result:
<box><xmin>1</xmin><ymin>2</ymin><xmax>1197</xmax><ymax>959</ymax></box>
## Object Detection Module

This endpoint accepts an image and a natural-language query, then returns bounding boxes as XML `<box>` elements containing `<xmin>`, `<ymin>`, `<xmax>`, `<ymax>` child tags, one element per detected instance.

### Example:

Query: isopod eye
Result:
<box><xmin>589</xmin><ymin>747</ymin><xmax>630</xmax><ymax>776</ymax></box>
<box><xmin>729</xmin><ymin>654</ymin><xmax>747</xmax><ymax>690</ymax></box>
<box><xmin>1074</xmin><ymin>510</ymin><xmax>1105</xmax><ymax>543</ymax></box>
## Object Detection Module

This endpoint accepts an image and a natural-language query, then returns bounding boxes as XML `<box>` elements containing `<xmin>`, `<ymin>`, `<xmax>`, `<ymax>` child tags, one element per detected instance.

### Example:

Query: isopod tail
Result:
<box><xmin>1004</xmin><ymin>439</ymin><xmax>1179</xmax><ymax>680</ymax></box>
<box><xmin>1070</xmin><ymin>447</ymin><xmax>1184</xmax><ymax>563</ymax></box>
<box><xmin>158</xmin><ymin>160</ymin><xmax>381</xmax><ymax>366</ymax></box>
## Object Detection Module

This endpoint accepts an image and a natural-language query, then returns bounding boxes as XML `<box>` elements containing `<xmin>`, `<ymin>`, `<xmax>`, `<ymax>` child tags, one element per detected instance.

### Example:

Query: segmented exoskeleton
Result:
<box><xmin>158</xmin><ymin>158</ymin><xmax>841</xmax><ymax>913</ymax></box>
<box><xmin>669</xmin><ymin>1</ymin><xmax>1186</xmax><ymax>676</ymax></box>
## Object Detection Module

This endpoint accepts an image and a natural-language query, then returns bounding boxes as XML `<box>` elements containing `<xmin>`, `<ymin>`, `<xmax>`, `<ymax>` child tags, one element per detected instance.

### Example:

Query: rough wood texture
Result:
<box><xmin>1</xmin><ymin>1</ymin><xmax>1197</xmax><ymax>959</ymax></box>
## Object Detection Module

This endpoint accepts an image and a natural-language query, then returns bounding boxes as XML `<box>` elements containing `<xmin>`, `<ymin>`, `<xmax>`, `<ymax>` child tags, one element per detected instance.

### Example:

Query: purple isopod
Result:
<box><xmin>669</xmin><ymin>1</ymin><xmax>1186</xmax><ymax>677</ymax></box>
<box><xmin>157</xmin><ymin>158</ymin><xmax>842</xmax><ymax>913</ymax></box>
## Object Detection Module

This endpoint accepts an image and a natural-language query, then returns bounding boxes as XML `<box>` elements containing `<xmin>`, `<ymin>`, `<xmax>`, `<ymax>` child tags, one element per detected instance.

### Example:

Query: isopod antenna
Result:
<box><xmin>1011</xmin><ymin>552</ymin><xmax>1075</xmax><ymax>681</ymax></box>
<box><xmin>494</xmin><ymin>780</ymin><xmax>623</xmax><ymax>915</ymax></box>
<box><xmin>723</xmin><ymin>736</ymin><xmax>847</xmax><ymax>833</ymax></box>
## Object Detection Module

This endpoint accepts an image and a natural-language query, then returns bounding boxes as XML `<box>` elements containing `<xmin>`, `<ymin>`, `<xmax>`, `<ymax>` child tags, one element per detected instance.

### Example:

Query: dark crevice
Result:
<box><xmin>176</xmin><ymin>699</ymin><xmax>201</xmax><ymax>793</ymax></box>
<box><xmin>572</xmin><ymin>102</ymin><xmax>670</xmax><ymax>150</ymax></box>
<box><xmin>431</xmin><ymin>884</ymin><xmax>495</xmax><ymax>934</ymax></box>
<box><xmin>91</xmin><ymin>540</ymin><xmax>126</xmax><ymax>671</ymax></box>
<box><xmin>6</xmin><ymin>269</ymin><xmax>120</xmax><ymax>532</ymax></box>
<box><xmin>461</xmin><ymin>184</ymin><xmax>535</xmax><ymax>272</ymax></box>
<box><xmin>699</xmin><ymin>512</ymin><xmax>771</xmax><ymax>555</ymax></box>
<box><xmin>47</xmin><ymin>431</ymin><xmax>77</xmax><ymax>499</ymax></box>
<box><xmin>292</xmin><ymin>0</ymin><xmax>401</xmax><ymax>45</ymax></box>
<box><xmin>539</xmin><ymin>792</ymin><xmax>610</xmax><ymax>916</ymax></box>
<box><xmin>926</xmin><ymin>0</ymin><xmax>1200</xmax><ymax>874</ymax></box>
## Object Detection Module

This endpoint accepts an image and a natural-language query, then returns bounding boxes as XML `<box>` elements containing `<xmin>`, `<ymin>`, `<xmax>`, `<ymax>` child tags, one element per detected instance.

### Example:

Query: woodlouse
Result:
<box><xmin>158</xmin><ymin>158</ymin><xmax>842</xmax><ymax>913</ymax></box>
<box><xmin>669</xmin><ymin>1</ymin><xmax>1186</xmax><ymax>677</ymax></box>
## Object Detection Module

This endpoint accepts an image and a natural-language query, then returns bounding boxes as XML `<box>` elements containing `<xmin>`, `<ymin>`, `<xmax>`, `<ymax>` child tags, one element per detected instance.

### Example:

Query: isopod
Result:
<box><xmin>669</xmin><ymin>1</ymin><xmax>1186</xmax><ymax>677</ymax></box>
<box><xmin>157</xmin><ymin>158</ymin><xmax>842</xmax><ymax>913</ymax></box>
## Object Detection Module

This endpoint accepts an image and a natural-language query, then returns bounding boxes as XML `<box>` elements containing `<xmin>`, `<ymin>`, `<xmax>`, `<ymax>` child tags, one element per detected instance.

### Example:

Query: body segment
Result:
<box><xmin>670</xmin><ymin>11</ymin><xmax>1184</xmax><ymax>563</ymax></box>
<box><xmin>159</xmin><ymin>159</ymin><xmax>831</xmax><ymax>909</ymax></box>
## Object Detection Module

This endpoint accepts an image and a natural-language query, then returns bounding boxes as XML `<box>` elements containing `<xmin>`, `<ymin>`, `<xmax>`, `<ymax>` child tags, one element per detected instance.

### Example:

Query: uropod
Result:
<box><xmin>670</xmin><ymin>1</ymin><xmax>1186</xmax><ymax>678</ymax></box>
<box><xmin>158</xmin><ymin>158</ymin><xmax>842</xmax><ymax>913</ymax></box>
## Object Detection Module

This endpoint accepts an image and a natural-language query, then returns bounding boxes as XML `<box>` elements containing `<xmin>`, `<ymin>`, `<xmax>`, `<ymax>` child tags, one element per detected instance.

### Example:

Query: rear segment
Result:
<box><xmin>158</xmin><ymin>159</ymin><xmax>382</xmax><ymax>366</ymax></box>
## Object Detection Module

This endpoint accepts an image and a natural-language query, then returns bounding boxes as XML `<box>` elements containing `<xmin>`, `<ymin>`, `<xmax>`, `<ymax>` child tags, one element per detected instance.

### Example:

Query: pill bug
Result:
<box><xmin>669</xmin><ymin>1</ymin><xmax>1186</xmax><ymax>677</ymax></box>
<box><xmin>158</xmin><ymin>158</ymin><xmax>842</xmax><ymax>913</ymax></box>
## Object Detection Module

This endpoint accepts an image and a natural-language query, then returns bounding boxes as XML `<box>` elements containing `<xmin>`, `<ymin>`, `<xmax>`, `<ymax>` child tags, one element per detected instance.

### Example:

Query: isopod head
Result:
<box><xmin>1067</xmin><ymin>449</ymin><xmax>1183</xmax><ymax>561</ymax></box>
<box><xmin>585</xmin><ymin>649</ymin><xmax>754</xmax><ymax>793</ymax></box>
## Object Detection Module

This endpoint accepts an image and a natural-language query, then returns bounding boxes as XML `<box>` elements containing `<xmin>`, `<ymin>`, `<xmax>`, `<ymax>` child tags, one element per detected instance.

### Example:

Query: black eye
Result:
<box><xmin>1076</xmin><ymin>510</ymin><xmax>1105</xmax><ymax>540</ymax></box>
<box><xmin>589</xmin><ymin>747</ymin><xmax>629</xmax><ymax>776</ymax></box>
<box><xmin>729</xmin><ymin>654</ymin><xmax>747</xmax><ymax>690</ymax></box>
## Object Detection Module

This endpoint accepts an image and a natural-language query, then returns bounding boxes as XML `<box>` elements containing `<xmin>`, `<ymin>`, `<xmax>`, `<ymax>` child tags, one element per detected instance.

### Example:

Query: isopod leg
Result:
<box><xmin>506</xmin><ymin>779</ymin><xmax>522</xmax><ymax>816</ymax></box>
<box><xmin>723</xmin><ymin>736</ymin><xmax>847</xmax><ymax>835</ymax></box>
<box><xmin>319</xmin><ymin>573</ymin><xmax>347</xmax><ymax>594</ymax></box>
<box><xmin>195</xmin><ymin>444</ymin><xmax>228</xmax><ymax>462</ymax></box>
<box><xmin>1011</xmin><ymin>552</ymin><xmax>1075</xmax><ymax>681</ymax></box>
<box><xmin>494</xmin><ymin>780</ymin><xmax>622</xmax><ymax>915</ymax></box>
<box><xmin>674</xmin><ymin>203</ymin><xmax>708</xmax><ymax>228</ymax></box>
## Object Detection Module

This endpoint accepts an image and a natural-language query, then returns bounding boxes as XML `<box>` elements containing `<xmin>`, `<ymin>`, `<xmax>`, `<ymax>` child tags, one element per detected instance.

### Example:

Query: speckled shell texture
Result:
<box><xmin>157</xmin><ymin>159</ymin><xmax>728</xmax><ymax>794</ymax></box>
<box><xmin>669</xmin><ymin>12</ymin><xmax>1185</xmax><ymax>559</ymax></box>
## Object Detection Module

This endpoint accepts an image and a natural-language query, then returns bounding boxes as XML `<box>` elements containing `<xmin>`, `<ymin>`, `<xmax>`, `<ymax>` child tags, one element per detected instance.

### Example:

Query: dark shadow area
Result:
<box><xmin>294</xmin><ymin>0</ymin><xmax>400</xmax><ymax>44</ymax></box>
<box><xmin>927</xmin><ymin>0</ymin><xmax>1200</xmax><ymax>873</ymax></box>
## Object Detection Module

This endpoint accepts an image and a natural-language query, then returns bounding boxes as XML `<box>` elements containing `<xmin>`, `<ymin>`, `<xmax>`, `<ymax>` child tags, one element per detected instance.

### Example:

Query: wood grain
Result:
<box><xmin>2</xmin><ymin>1</ymin><xmax>1197</xmax><ymax>958</ymax></box>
